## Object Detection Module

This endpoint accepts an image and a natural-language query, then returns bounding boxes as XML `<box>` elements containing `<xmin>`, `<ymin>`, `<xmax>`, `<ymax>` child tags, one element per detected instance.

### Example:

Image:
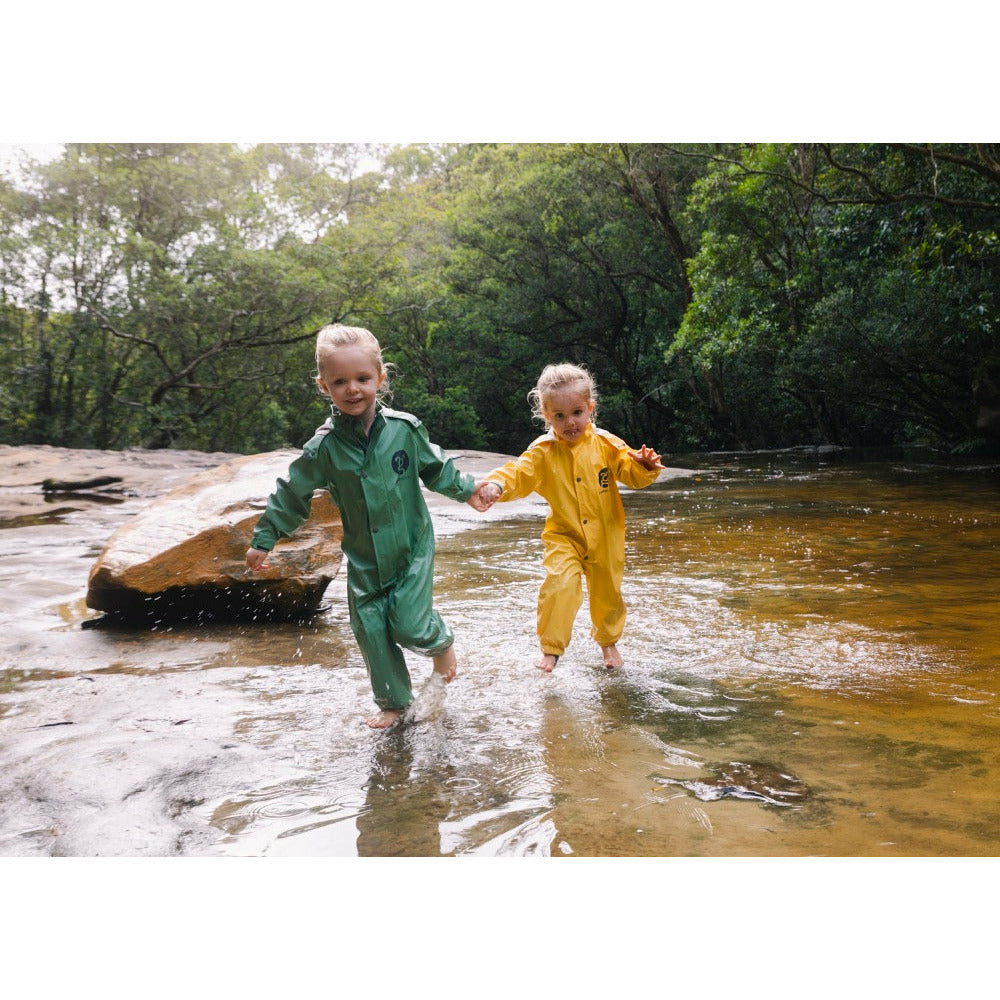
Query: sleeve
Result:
<box><xmin>606</xmin><ymin>434</ymin><xmax>661</xmax><ymax>490</ymax></box>
<box><xmin>414</xmin><ymin>422</ymin><xmax>475</xmax><ymax>502</ymax></box>
<box><xmin>250</xmin><ymin>445</ymin><xmax>329</xmax><ymax>552</ymax></box>
<box><xmin>485</xmin><ymin>444</ymin><xmax>545</xmax><ymax>502</ymax></box>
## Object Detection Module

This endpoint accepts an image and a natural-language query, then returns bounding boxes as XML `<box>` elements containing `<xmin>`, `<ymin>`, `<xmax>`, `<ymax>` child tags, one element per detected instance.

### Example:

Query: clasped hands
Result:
<box><xmin>466</xmin><ymin>481</ymin><xmax>501</xmax><ymax>512</ymax></box>
<box><xmin>466</xmin><ymin>446</ymin><xmax>662</xmax><ymax>514</ymax></box>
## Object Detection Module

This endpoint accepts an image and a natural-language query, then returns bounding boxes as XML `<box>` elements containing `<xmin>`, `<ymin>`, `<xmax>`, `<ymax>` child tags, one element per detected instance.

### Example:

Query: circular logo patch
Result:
<box><xmin>391</xmin><ymin>449</ymin><xmax>410</xmax><ymax>474</ymax></box>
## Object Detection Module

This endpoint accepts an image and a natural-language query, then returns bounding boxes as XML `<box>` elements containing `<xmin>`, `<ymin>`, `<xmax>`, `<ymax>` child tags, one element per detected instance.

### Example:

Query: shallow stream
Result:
<box><xmin>2</xmin><ymin>452</ymin><xmax>998</xmax><ymax>856</ymax></box>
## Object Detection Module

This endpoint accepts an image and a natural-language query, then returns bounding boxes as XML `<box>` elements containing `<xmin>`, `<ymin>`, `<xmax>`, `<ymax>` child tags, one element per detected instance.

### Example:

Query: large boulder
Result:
<box><xmin>86</xmin><ymin>451</ymin><xmax>342</xmax><ymax>624</ymax></box>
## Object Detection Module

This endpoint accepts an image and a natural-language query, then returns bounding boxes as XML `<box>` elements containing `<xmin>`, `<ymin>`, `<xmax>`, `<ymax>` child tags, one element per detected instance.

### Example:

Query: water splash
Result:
<box><xmin>404</xmin><ymin>671</ymin><xmax>448</xmax><ymax>724</ymax></box>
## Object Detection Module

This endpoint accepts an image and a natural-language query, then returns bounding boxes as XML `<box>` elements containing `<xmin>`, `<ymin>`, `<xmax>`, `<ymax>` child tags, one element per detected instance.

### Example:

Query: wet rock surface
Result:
<box><xmin>0</xmin><ymin>444</ymin><xmax>529</xmax><ymax>856</ymax></box>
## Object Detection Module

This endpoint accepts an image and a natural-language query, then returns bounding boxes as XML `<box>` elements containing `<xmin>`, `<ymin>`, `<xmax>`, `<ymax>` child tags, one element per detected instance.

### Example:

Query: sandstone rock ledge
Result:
<box><xmin>85</xmin><ymin>451</ymin><xmax>343</xmax><ymax>624</ymax></box>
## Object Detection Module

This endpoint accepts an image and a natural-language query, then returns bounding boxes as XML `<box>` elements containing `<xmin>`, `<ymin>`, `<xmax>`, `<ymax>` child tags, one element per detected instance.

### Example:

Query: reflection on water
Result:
<box><xmin>192</xmin><ymin>458</ymin><xmax>1000</xmax><ymax>857</ymax></box>
<box><xmin>3</xmin><ymin>456</ymin><xmax>999</xmax><ymax>856</ymax></box>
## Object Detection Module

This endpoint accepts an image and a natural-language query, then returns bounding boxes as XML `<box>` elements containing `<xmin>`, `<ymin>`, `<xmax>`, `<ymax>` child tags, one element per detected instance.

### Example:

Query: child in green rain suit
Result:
<box><xmin>246</xmin><ymin>324</ymin><xmax>492</xmax><ymax>729</ymax></box>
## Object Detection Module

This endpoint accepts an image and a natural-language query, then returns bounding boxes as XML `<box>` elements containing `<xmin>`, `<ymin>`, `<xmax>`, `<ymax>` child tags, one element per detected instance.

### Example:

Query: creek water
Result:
<box><xmin>1</xmin><ymin>451</ymin><xmax>998</xmax><ymax>858</ymax></box>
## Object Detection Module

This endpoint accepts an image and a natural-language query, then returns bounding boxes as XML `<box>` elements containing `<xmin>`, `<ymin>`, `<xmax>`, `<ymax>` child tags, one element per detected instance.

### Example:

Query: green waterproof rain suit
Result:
<box><xmin>251</xmin><ymin>405</ymin><xmax>475</xmax><ymax>710</ymax></box>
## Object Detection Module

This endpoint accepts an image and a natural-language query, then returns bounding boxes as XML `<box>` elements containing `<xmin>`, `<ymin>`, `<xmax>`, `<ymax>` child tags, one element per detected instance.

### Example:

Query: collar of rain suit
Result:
<box><xmin>326</xmin><ymin>404</ymin><xmax>384</xmax><ymax>449</ymax></box>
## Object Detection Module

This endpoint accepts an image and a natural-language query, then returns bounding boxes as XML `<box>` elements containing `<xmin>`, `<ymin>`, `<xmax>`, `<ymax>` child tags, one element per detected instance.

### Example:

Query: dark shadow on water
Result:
<box><xmin>43</xmin><ymin>490</ymin><xmax>126</xmax><ymax>505</ymax></box>
<box><xmin>82</xmin><ymin>599</ymin><xmax>332</xmax><ymax>630</ymax></box>
<box><xmin>1</xmin><ymin>506</ymin><xmax>83</xmax><ymax>529</ymax></box>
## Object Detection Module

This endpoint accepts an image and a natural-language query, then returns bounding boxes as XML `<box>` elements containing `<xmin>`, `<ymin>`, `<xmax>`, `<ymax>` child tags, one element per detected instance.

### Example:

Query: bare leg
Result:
<box><xmin>433</xmin><ymin>645</ymin><xmax>457</xmax><ymax>683</ymax></box>
<box><xmin>601</xmin><ymin>643</ymin><xmax>624</xmax><ymax>669</ymax></box>
<box><xmin>536</xmin><ymin>653</ymin><xmax>559</xmax><ymax>672</ymax></box>
<box><xmin>366</xmin><ymin>708</ymin><xmax>403</xmax><ymax>729</ymax></box>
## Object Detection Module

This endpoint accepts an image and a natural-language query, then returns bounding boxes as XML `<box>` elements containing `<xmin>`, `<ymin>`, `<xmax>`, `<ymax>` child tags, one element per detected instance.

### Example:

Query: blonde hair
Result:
<box><xmin>314</xmin><ymin>324</ymin><xmax>393</xmax><ymax>402</ymax></box>
<box><xmin>528</xmin><ymin>362</ymin><xmax>599</xmax><ymax>426</ymax></box>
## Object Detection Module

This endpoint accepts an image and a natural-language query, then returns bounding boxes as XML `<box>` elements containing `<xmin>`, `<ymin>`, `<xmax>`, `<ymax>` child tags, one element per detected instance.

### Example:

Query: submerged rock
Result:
<box><xmin>85</xmin><ymin>451</ymin><xmax>342</xmax><ymax>624</ymax></box>
<box><xmin>658</xmin><ymin>760</ymin><xmax>810</xmax><ymax>808</ymax></box>
<box><xmin>42</xmin><ymin>475</ymin><xmax>123</xmax><ymax>493</ymax></box>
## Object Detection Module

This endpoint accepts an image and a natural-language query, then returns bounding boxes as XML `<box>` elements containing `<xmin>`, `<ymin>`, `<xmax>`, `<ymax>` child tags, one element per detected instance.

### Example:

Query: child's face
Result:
<box><xmin>317</xmin><ymin>345</ymin><xmax>385</xmax><ymax>420</ymax></box>
<box><xmin>542</xmin><ymin>386</ymin><xmax>595</xmax><ymax>444</ymax></box>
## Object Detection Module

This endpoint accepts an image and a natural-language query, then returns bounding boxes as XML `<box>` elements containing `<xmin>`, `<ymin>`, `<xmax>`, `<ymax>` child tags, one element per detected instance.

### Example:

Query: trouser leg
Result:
<box><xmin>584</xmin><ymin>560</ymin><xmax>626</xmax><ymax>646</ymax></box>
<box><xmin>537</xmin><ymin>542</ymin><xmax>584</xmax><ymax>655</ymax></box>
<box><xmin>348</xmin><ymin>586</ymin><xmax>413</xmax><ymax>711</ymax></box>
<box><xmin>387</xmin><ymin>549</ymin><xmax>455</xmax><ymax>658</ymax></box>
<box><xmin>347</xmin><ymin>548</ymin><xmax>455</xmax><ymax>711</ymax></box>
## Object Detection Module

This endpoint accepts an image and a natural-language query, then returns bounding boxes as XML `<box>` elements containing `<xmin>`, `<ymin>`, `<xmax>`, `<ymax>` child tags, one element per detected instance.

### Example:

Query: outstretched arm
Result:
<box><xmin>414</xmin><ymin>422</ymin><xmax>477</xmax><ymax>502</ymax></box>
<box><xmin>250</xmin><ymin>446</ymin><xmax>328</xmax><ymax>553</ymax></box>
<box><xmin>611</xmin><ymin>438</ymin><xmax>663</xmax><ymax>489</ymax></box>
<box><xmin>478</xmin><ymin>448</ymin><xmax>542</xmax><ymax>504</ymax></box>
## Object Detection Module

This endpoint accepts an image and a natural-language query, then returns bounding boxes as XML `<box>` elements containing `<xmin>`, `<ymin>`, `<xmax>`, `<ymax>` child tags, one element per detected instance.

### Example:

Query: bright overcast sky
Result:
<box><xmin>0</xmin><ymin>5</ymin><xmax>994</xmax><ymax>145</ymax></box>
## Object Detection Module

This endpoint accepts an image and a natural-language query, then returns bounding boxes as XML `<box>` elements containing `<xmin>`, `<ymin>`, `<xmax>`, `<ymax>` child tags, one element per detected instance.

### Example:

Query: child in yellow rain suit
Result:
<box><xmin>247</xmin><ymin>325</ymin><xmax>492</xmax><ymax>729</ymax></box>
<box><xmin>476</xmin><ymin>363</ymin><xmax>663</xmax><ymax>672</ymax></box>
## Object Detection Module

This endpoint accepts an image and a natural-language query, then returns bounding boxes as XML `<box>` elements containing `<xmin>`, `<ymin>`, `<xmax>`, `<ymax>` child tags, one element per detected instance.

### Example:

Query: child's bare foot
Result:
<box><xmin>433</xmin><ymin>646</ymin><xmax>457</xmax><ymax>683</ymax></box>
<box><xmin>366</xmin><ymin>708</ymin><xmax>402</xmax><ymax>729</ymax></box>
<box><xmin>536</xmin><ymin>653</ymin><xmax>559</xmax><ymax>672</ymax></box>
<box><xmin>601</xmin><ymin>644</ymin><xmax>624</xmax><ymax>669</ymax></box>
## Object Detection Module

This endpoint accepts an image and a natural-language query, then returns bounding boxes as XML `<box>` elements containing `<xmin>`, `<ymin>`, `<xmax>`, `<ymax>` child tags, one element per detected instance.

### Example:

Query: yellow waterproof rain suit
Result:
<box><xmin>251</xmin><ymin>405</ymin><xmax>474</xmax><ymax>710</ymax></box>
<box><xmin>485</xmin><ymin>423</ymin><xmax>660</xmax><ymax>656</ymax></box>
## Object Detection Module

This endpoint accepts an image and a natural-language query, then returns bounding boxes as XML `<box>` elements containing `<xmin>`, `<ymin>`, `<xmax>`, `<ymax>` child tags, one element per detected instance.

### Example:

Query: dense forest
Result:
<box><xmin>1</xmin><ymin>143</ymin><xmax>998</xmax><ymax>457</ymax></box>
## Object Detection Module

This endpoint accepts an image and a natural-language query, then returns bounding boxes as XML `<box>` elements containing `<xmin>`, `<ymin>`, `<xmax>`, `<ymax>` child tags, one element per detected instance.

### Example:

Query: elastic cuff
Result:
<box><xmin>422</xmin><ymin>637</ymin><xmax>455</xmax><ymax>658</ymax></box>
<box><xmin>376</xmin><ymin>698</ymin><xmax>413</xmax><ymax>712</ymax></box>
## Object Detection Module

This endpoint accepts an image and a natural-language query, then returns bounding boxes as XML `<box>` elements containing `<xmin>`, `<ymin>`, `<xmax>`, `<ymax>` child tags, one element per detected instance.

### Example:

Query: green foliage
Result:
<box><xmin>389</xmin><ymin>381</ymin><xmax>488</xmax><ymax>450</ymax></box>
<box><xmin>429</xmin><ymin>144</ymin><xmax>690</xmax><ymax>452</ymax></box>
<box><xmin>1</xmin><ymin>142</ymin><xmax>997</xmax><ymax>457</ymax></box>
<box><xmin>0</xmin><ymin>143</ymin><xmax>367</xmax><ymax>450</ymax></box>
<box><xmin>670</xmin><ymin>143</ymin><xmax>1000</xmax><ymax>450</ymax></box>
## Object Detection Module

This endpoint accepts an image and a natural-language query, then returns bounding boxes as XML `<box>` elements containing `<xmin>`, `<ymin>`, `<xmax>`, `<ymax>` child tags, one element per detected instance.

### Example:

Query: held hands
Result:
<box><xmin>245</xmin><ymin>547</ymin><xmax>270</xmax><ymax>572</ymax></box>
<box><xmin>467</xmin><ymin>480</ymin><xmax>502</xmax><ymax>513</ymax></box>
<box><xmin>628</xmin><ymin>444</ymin><xmax>664</xmax><ymax>471</ymax></box>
